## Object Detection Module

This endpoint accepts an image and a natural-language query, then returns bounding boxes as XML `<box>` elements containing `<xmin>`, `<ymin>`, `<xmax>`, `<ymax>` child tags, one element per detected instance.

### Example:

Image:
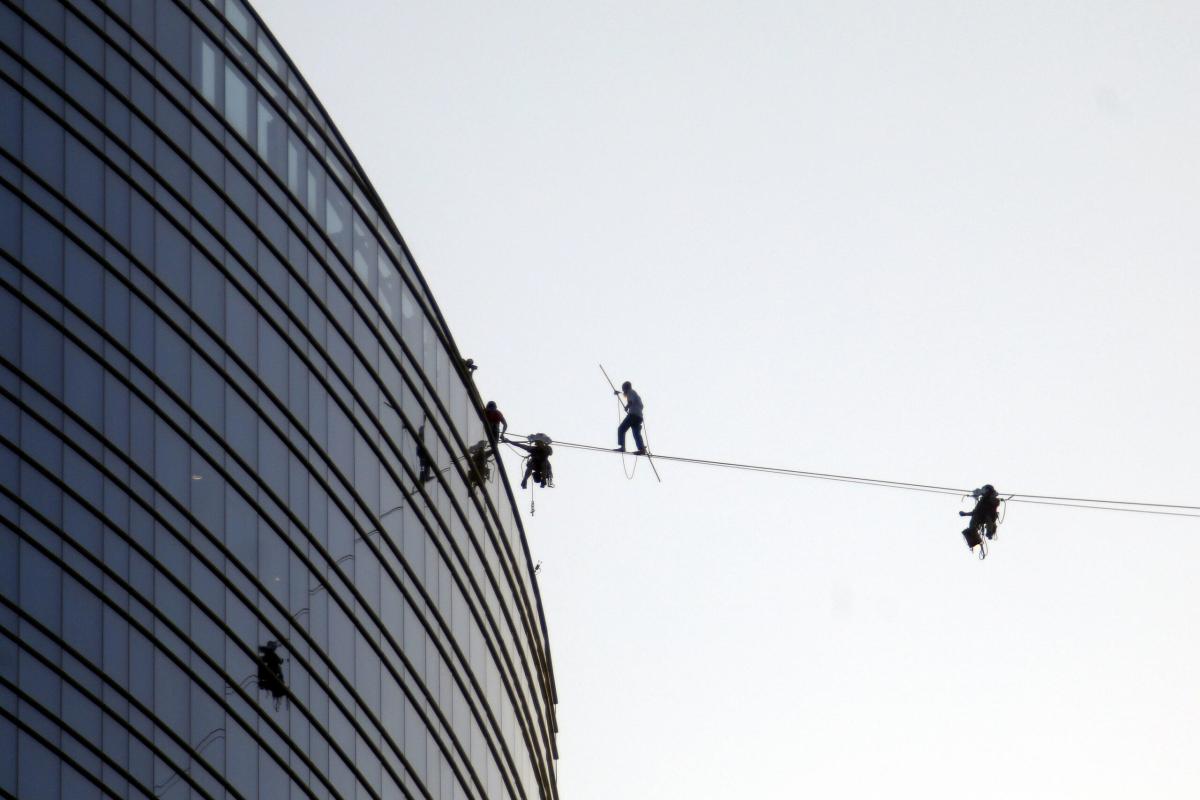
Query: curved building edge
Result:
<box><xmin>0</xmin><ymin>0</ymin><xmax>558</xmax><ymax>798</ymax></box>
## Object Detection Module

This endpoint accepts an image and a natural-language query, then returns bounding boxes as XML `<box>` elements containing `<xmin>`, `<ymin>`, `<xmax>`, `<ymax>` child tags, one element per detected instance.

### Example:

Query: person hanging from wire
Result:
<box><xmin>613</xmin><ymin>380</ymin><xmax>646</xmax><ymax>454</ymax></box>
<box><xmin>507</xmin><ymin>433</ymin><xmax>554</xmax><ymax>489</ymax></box>
<box><xmin>959</xmin><ymin>484</ymin><xmax>1001</xmax><ymax>555</ymax></box>
<box><xmin>484</xmin><ymin>401</ymin><xmax>508</xmax><ymax>443</ymax></box>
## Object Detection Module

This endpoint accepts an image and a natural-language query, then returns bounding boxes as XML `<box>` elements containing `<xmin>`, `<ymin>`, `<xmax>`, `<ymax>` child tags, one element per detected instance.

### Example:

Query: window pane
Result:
<box><xmin>224</xmin><ymin>63</ymin><xmax>251</xmax><ymax>138</ymax></box>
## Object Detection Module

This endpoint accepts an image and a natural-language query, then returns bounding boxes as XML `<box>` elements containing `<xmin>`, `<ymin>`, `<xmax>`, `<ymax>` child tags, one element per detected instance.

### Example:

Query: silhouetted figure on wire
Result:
<box><xmin>960</xmin><ymin>484</ymin><xmax>1000</xmax><ymax>555</ymax></box>
<box><xmin>613</xmin><ymin>380</ymin><xmax>645</xmax><ymax>454</ymax></box>
<box><xmin>467</xmin><ymin>441</ymin><xmax>492</xmax><ymax>491</ymax></box>
<box><xmin>256</xmin><ymin>641</ymin><xmax>286</xmax><ymax>710</ymax></box>
<box><xmin>485</xmin><ymin>401</ymin><xmax>508</xmax><ymax>442</ymax></box>
<box><xmin>509</xmin><ymin>434</ymin><xmax>554</xmax><ymax>489</ymax></box>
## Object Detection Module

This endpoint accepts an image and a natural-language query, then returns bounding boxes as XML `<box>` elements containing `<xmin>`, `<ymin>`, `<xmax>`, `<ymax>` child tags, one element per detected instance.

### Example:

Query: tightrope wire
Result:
<box><xmin>501</xmin><ymin>433</ymin><xmax>1200</xmax><ymax>519</ymax></box>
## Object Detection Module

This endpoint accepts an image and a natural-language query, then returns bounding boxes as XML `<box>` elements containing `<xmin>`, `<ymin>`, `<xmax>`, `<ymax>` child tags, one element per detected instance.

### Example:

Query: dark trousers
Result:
<box><xmin>523</xmin><ymin>459</ymin><xmax>552</xmax><ymax>487</ymax></box>
<box><xmin>618</xmin><ymin>413</ymin><xmax>644</xmax><ymax>450</ymax></box>
<box><xmin>969</xmin><ymin>513</ymin><xmax>997</xmax><ymax>540</ymax></box>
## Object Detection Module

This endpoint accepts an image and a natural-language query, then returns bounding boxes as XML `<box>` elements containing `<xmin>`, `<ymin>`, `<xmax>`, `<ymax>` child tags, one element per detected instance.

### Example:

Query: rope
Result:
<box><xmin>501</xmin><ymin>432</ymin><xmax>1200</xmax><ymax>519</ymax></box>
<box><xmin>501</xmin><ymin>440</ymin><xmax>538</xmax><ymax>511</ymax></box>
<box><xmin>153</xmin><ymin>727</ymin><xmax>226</xmax><ymax>795</ymax></box>
<box><xmin>1003</xmin><ymin>490</ymin><xmax>1200</xmax><ymax>512</ymax></box>
<box><xmin>506</xmin><ymin>433</ymin><xmax>965</xmax><ymax>495</ymax></box>
<box><xmin>617</xmin><ymin>396</ymin><xmax>638</xmax><ymax>480</ymax></box>
<box><xmin>1004</xmin><ymin>496</ymin><xmax>1200</xmax><ymax>519</ymax></box>
<box><xmin>639</xmin><ymin>418</ymin><xmax>663</xmax><ymax>482</ymax></box>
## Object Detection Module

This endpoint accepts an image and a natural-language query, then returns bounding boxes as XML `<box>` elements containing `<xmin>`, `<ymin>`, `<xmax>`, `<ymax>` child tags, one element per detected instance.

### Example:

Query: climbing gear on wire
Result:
<box><xmin>997</xmin><ymin>495</ymin><xmax>1012</xmax><ymax>530</ymax></box>
<box><xmin>959</xmin><ymin>484</ymin><xmax>1001</xmax><ymax>560</ymax></box>
<box><xmin>508</xmin><ymin>433</ymin><xmax>554</xmax><ymax>500</ymax></box>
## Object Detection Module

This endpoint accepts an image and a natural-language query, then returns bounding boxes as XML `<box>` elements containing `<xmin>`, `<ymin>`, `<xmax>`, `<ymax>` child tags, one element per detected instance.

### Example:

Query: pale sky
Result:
<box><xmin>254</xmin><ymin>2</ymin><xmax>1200</xmax><ymax>797</ymax></box>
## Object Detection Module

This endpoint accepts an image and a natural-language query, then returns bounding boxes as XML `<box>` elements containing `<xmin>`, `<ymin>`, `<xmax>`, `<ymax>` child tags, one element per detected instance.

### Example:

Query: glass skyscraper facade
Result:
<box><xmin>0</xmin><ymin>1</ymin><xmax>558</xmax><ymax>798</ymax></box>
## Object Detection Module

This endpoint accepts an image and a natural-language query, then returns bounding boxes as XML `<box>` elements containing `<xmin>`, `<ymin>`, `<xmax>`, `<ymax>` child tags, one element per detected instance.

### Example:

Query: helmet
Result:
<box><xmin>529</xmin><ymin>433</ymin><xmax>553</xmax><ymax>445</ymax></box>
<box><xmin>486</xmin><ymin>401</ymin><xmax>497</xmax><ymax>410</ymax></box>
<box><xmin>981</xmin><ymin>484</ymin><xmax>996</xmax><ymax>495</ymax></box>
<box><xmin>621</xmin><ymin>381</ymin><xmax>632</xmax><ymax>392</ymax></box>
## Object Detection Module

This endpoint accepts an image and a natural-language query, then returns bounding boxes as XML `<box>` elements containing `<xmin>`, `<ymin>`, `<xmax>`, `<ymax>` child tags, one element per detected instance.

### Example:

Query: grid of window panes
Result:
<box><xmin>0</xmin><ymin>1</ymin><xmax>558</xmax><ymax>798</ymax></box>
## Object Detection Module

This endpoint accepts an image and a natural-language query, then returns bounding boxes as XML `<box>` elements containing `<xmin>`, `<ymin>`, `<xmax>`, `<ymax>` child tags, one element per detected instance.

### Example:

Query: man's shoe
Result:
<box><xmin>612</xmin><ymin>447</ymin><xmax>625</xmax><ymax>452</ymax></box>
<box><xmin>635</xmin><ymin>447</ymin><xmax>647</xmax><ymax>455</ymax></box>
<box><xmin>520</xmin><ymin>481</ymin><xmax>527</xmax><ymax>489</ymax></box>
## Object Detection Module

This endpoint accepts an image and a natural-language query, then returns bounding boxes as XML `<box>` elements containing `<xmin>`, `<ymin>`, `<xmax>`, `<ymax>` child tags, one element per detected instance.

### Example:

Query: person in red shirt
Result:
<box><xmin>484</xmin><ymin>401</ymin><xmax>507</xmax><ymax>442</ymax></box>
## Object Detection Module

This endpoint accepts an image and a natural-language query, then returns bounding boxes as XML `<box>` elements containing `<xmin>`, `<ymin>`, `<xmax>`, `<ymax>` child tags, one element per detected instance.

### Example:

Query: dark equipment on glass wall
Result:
<box><xmin>462</xmin><ymin>357</ymin><xmax>478</xmax><ymax>374</ymax></box>
<box><xmin>959</xmin><ymin>484</ymin><xmax>1002</xmax><ymax>559</ymax></box>
<box><xmin>417</xmin><ymin>422</ymin><xmax>435</xmax><ymax>484</ymax></box>
<box><xmin>467</xmin><ymin>440</ymin><xmax>493</xmax><ymax>490</ymax></box>
<box><xmin>485</xmin><ymin>401</ymin><xmax>508</xmax><ymax>442</ymax></box>
<box><xmin>256</xmin><ymin>641</ymin><xmax>287</xmax><ymax>709</ymax></box>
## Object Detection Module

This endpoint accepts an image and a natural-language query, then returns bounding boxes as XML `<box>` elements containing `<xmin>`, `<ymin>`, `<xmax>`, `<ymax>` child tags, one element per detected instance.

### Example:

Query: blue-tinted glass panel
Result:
<box><xmin>1</xmin><ymin>2</ymin><xmax>559</xmax><ymax>794</ymax></box>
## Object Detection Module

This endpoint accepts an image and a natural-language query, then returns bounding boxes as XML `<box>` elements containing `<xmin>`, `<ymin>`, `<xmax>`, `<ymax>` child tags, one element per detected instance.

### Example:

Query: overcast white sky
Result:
<box><xmin>255</xmin><ymin>2</ymin><xmax>1200</xmax><ymax>797</ymax></box>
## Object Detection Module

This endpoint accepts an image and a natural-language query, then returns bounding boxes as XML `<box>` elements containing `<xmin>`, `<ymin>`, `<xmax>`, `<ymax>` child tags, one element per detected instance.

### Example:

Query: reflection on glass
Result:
<box><xmin>200</xmin><ymin>38</ymin><xmax>218</xmax><ymax>104</ymax></box>
<box><xmin>224</xmin><ymin>63</ymin><xmax>250</xmax><ymax>138</ymax></box>
<box><xmin>378</xmin><ymin>254</ymin><xmax>397</xmax><ymax>320</ymax></box>
<box><xmin>287</xmin><ymin>135</ymin><xmax>302</xmax><ymax>195</ymax></box>
<box><xmin>225</xmin><ymin>0</ymin><xmax>251</xmax><ymax>38</ymax></box>
<box><xmin>306</xmin><ymin>159</ymin><xmax>322</xmax><ymax>219</ymax></box>
<box><xmin>352</xmin><ymin>216</ymin><xmax>375</xmax><ymax>287</ymax></box>
<box><xmin>257</xmin><ymin>98</ymin><xmax>284</xmax><ymax>176</ymax></box>
<box><xmin>325</xmin><ymin>184</ymin><xmax>350</xmax><ymax>256</ymax></box>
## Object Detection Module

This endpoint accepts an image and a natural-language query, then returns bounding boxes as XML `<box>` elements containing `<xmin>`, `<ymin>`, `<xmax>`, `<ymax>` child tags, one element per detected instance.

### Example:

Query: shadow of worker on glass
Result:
<box><xmin>256</xmin><ymin>641</ymin><xmax>287</xmax><ymax>710</ymax></box>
